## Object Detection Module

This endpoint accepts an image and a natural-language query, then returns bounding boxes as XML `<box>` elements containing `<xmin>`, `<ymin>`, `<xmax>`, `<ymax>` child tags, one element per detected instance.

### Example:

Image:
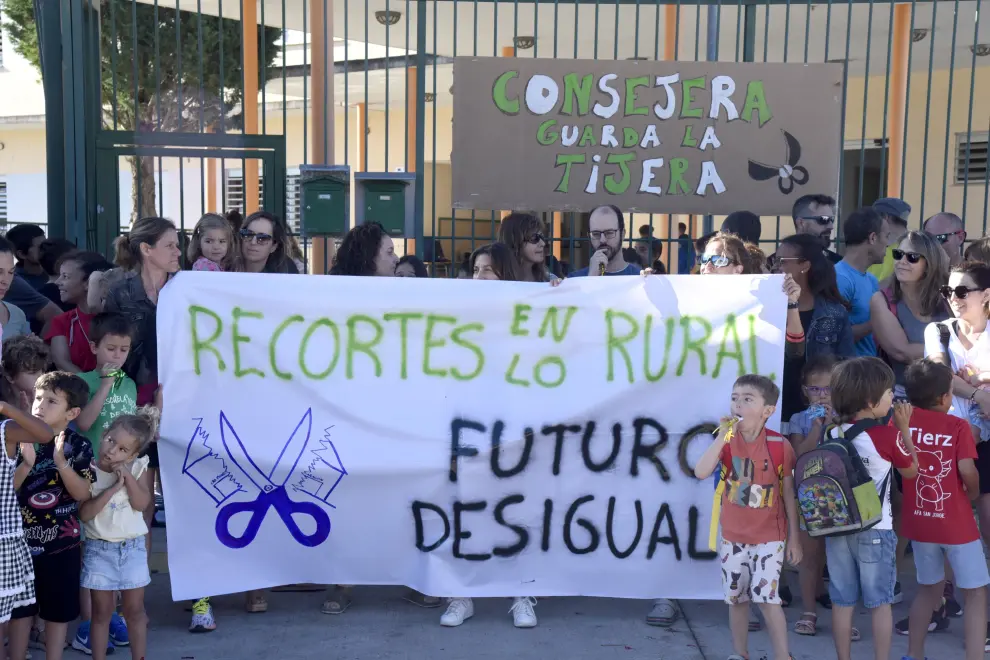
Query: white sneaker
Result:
<box><xmin>509</xmin><ymin>596</ymin><xmax>537</xmax><ymax>628</ymax></box>
<box><xmin>440</xmin><ymin>598</ymin><xmax>474</xmax><ymax>627</ymax></box>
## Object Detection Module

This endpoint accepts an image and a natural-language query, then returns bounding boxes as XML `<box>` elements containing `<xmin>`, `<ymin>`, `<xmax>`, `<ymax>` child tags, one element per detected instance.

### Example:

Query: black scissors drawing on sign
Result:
<box><xmin>747</xmin><ymin>130</ymin><xmax>809</xmax><ymax>195</ymax></box>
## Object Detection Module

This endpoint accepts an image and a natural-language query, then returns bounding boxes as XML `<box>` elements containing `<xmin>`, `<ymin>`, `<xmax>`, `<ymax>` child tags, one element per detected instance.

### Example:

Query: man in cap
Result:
<box><xmin>867</xmin><ymin>197</ymin><xmax>911</xmax><ymax>283</ymax></box>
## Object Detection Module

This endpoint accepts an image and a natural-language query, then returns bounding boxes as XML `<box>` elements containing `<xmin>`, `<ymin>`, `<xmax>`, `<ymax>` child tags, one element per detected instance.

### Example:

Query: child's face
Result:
<box><xmin>90</xmin><ymin>333</ymin><xmax>132</xmax><ymax>369</ymax></box>
<box><xmin>730</xmin><ymin>385</ymin><xmax>775</xmax><ymax>425</ymax></box>
<box><xmin>32</xmin><ymin>388</ymin><xmax>79</xmax><ymax>428</ymax></box>
<box><xmin>802</xmin><ymin>372</ymin><xmax>831</xmax><ymax>407</ymax></box>
<box><xmin>201</xmin><ymin>228</ymin><xmax>230</xmax><ymax>264</ymax></box>
<box><xmin>100</xmin><ymin>427</ymin><xmax>140</xmax><ymax>468</ymax></box>
<box><xmin>56</xmin><ymin>260</ymin><xmax>87</xmax><ymax>305</ymax></box>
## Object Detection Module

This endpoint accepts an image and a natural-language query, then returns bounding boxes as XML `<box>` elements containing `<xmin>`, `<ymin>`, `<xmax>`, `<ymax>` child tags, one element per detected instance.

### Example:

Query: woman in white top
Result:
<box><xmin>923</xmin><ymin>260</ymin><xmax>990</xmax><ymax>550</ymax></box>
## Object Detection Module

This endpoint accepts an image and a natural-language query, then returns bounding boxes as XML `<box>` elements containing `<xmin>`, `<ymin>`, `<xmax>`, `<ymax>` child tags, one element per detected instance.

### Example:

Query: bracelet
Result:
<box><xmin>785</xmin><ymin>332</ymin><xmax>806</xmax><ymax>343</ymax></box>
<box><xmin>971</xmin><ymin>389</ymin><xmax>980</xmax><ymax>402</ymax></box>
<box><xmin>787</xmin><ymin>301</ymin><xmax>799</xmax><ymax>309</ymax></box>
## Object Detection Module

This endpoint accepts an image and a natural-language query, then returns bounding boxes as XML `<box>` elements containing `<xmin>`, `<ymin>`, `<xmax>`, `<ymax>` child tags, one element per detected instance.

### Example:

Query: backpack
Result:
<box><xmin>794</xmin><ymin>420</ymin><xmax>887</xmax><ymax>537</ymax></box>
<box><xmin>708</xmin><ymin>430</ymin><xmax>789</xmax><ymax>551</ymax></box>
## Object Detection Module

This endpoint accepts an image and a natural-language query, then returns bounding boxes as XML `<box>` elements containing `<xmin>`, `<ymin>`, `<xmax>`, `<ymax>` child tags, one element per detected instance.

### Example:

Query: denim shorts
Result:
<box><xmin>825</xmin><ymin>528</ymin><xmax>897</xmax><ymax>608</ymax></box>
<box><xmin>80</xmin><ymin>537</ymin><xmax>150</xmax><ymax>591</ymax></box>
<box><xmin>913</xmin><ymin>540</ymin><xmax>990</xmax><ymax>590</ymax></box>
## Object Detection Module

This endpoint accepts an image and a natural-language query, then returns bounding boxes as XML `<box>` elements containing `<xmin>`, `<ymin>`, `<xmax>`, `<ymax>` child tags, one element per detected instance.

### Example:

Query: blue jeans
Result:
<box><xmin>81</xmin><ymin>537</ymin><xmax>150</xmax><ymax>591</ymax></box>
<box><xmin>825</xmin><ymin>528</ymin><xmax>897</xmax><ymax>608</ymax></box>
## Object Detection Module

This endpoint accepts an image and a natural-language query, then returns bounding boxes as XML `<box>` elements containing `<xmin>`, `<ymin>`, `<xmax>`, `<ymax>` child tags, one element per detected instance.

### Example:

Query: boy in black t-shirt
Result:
<box><xmin>7</xmin><ymin>371</ymin><xmax>93</xmax><ymax>660</ymax></box>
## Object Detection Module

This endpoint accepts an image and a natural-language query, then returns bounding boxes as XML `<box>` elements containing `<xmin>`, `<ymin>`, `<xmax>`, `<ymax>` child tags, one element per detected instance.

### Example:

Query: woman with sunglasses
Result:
<box><xmin>870</xmin><ymin>232</ymin><xmax>950</xmax><ymax>398</ymax></box>
<box><xmin>498</xmin><ymin>213</ymin><xmax>557</xmax><ymax>282</ymax></box>
<box><xmin>924</xmin><ymin>261</ymin><xmax>990</xmax><ymax>547</ymax></box>
<box><xmin>867</xmin><ymin>231</ymin><xmax>952</xmax><ymax>619</ymax></box>
<box><xmin>238</xmin><ymin>211</ymin><xmax>299</xmax><ymax>274</ymax></box>
<box><xmin>771</xmin><ymin>233</ymin><xmax>856</xmax><ymax>632</ymax></box>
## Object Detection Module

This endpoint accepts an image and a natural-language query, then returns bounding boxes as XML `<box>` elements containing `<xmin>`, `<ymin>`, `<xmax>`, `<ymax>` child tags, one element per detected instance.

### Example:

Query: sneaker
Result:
<box><xmin>509</xmin><ymin>596</ymin><xmax>537</xmax><ymax>628</ymax></box>
<box><xmin>645</xmin><ymin>598</ymin><xmax>679</xmax><ymax>627</ymax></box>
<box><xmin>71</xmin><ymin>621</ymin><xmax>115</xmax><ymax>656</ymax></box>
<box><xmin>439</xmin><ymin>598</ymin><xmax>474</xmax><ymax>627</ymax></box>
<box><xmin>109</xmin><ymin>612</ymin><xmax>129</xmax><ymax>646</ymax></box>
<box><xmin>984</xmin><ymin>622</ymin><xmax>990</xmax><ymax>652</ymax></box>
<box><xmin>189</xmin><ymin>597</ymin><xmax>217</xmax><ymax>633</ymax></box>
<box><xmin>943</xmin><ymin>582</ymin><xmax>963</xmax><ymax>617</ymax></box>
<box><xmin>896</xmin><ymin>603</ymin><xmax>950</xmax><ymax>635</ymax></box>
<box><xmin>893</xmin><ymin>581</ymin><xmax>903</xmax><ymax>604</ymax></box>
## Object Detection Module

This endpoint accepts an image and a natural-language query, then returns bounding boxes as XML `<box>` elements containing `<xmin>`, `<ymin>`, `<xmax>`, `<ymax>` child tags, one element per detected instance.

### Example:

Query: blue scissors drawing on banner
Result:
<box><xmin>214</xmin><ymin>410</ymin><xmax>332</xmax><ymax>549</ymax></box>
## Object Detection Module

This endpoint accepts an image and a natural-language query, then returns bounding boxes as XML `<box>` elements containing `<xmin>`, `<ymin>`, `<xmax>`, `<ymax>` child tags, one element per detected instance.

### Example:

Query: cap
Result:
<box><xmin>872</xmin><ymin>197</ymin><xmax>911</xmax><ymax>223</ymax></box>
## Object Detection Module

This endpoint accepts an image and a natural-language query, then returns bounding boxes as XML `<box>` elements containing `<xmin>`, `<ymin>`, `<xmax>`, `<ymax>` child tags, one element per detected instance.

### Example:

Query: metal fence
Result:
<box><xmin>65</xmin><ymin>0</ymin><xmax>990</xmax><ymax>273</ymax></box>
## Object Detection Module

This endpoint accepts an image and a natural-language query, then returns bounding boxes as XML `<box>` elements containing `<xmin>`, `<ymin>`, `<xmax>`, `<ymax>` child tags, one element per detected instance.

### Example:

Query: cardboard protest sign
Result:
<box><xmin>452</xmin><ymin>58</ymin><xmax>842</xmax><ymax>215</ymax></box>
<box><xmin>158</xmin><ymin>272</ymin><xmax>785</xmax><ymax>600</ymax></box>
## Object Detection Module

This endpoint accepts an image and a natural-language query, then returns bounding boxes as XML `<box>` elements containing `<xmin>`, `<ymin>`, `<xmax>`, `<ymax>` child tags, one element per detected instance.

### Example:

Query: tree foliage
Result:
<box><xmin>1</xmin><ymin>0</ymin><xmax>282</xmax><ymax>218</ymax></box>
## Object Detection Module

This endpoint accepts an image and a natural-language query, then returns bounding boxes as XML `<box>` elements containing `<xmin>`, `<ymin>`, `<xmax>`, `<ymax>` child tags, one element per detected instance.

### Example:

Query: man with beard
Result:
<box><xmin>767</xmin><ymin>194</ymin><xmax>840</xmax><ymax>269</ymax></box>
<box><xmin>569</xmin><ymin>205</ymin><xmax>641</xmax><ymax>276</ymax></box>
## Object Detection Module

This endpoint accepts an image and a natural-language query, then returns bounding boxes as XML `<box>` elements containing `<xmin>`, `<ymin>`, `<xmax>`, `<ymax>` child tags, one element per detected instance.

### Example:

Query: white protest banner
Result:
<box><xmin>158</xmin><ymin>272</ymin><xmax>785</xmax><ymax>602</ymax></box>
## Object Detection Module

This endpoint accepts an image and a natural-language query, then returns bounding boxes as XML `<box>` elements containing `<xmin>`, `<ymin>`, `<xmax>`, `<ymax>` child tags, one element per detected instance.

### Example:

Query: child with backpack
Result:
<box><xmin>695</xmin><ymin>374</ymin><xmax>801</xmax><ymax>660</ymax></box>
<box><xmin>788</xmin><ymin>355</ymin><xmax>842</xmax><ymax>638</ymax></box>
<box><xmin>817</xmin><ymin>357</ymin><xmax>919</xmax><ymax>660</ymax></box>
<box><xmin>898</xmin><ymin>359</ymin><xmax>986</xmax><ymax>660</ymax></box>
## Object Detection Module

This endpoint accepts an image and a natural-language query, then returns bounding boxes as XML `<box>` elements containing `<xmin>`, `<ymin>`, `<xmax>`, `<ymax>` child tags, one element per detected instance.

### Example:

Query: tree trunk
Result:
<box><xmin>129</xmin><ymin>155</ymin><xmax>158</xmax><ymax>224</ymax></box>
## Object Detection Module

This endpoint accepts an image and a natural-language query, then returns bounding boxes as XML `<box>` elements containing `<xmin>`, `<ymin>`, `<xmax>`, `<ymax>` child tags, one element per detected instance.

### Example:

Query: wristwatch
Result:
<box><xmin>787</xmin><ymin>301</ymin><xmax>799</xmax><ymax>309</ymax></box>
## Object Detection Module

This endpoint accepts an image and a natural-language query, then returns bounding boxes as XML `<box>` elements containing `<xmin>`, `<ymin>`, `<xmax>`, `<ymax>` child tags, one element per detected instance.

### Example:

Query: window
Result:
<box><xmin>223</xmin><ymin>169</ymin><xmax>302</xmax><ymax>232</ymax></box>
<box><xmin>0</xmin><ymin>180</ymin><xmax>7</xmax><ymax>230</ymax></box>
<box><xmin>956</xmin><ymin>132</ymin><xmax>989</xmax><ymax>184</ymax></box>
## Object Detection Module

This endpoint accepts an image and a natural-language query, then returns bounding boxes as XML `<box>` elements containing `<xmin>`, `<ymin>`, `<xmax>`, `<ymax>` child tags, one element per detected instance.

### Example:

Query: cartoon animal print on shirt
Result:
<box><xmin>915</xmin><ymin>449</ymin><xmax>953</xmax><ymax>513</ymax></box>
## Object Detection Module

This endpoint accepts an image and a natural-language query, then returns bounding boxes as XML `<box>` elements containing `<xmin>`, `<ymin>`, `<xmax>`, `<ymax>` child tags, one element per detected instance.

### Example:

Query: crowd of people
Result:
<box><xmin>0</xmin><ymin>193</ymin><xmax>986</xmax><ymax>660</ymax></box>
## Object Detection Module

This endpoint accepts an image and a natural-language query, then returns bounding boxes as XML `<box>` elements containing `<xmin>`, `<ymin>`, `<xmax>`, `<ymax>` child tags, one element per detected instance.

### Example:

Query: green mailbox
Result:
<box><xmin>300</xmin><ymin>165</ymin><xmax>350</xmax><ymax>236</ymax></box>
<box><xmin>354</xmin><ymin>172</ymin><xmax>416</xmax><ymax>237</ymax></box>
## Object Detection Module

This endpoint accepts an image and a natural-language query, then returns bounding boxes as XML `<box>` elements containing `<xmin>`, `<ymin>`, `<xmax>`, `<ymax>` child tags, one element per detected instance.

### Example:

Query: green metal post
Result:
<box><xmin>414</xmin><ymin>0</ymin><xmax>427</xmax><ymax>258</ymax></box>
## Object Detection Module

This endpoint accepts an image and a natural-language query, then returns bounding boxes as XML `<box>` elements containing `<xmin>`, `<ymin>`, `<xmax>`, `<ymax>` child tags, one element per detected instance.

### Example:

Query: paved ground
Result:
<box><xmin>21</xmin><ymin>529</ymin><xmax>977</xmax><ymax>659</ymax></box>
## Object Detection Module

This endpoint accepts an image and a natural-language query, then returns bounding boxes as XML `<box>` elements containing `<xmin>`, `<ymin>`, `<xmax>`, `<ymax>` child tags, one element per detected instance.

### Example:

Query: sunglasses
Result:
<box><xmin>700</xmin><ymin>254</ymin><xmax>733</xmax><ymax>268</ymax></box>
<box><xmin>891</xmin><ymin>249</ymin><xmax>923</xmax><ymax>264</ymax></box>
<box><xmin>930</xmin><ymin>229</ymin><xmax>966</xmax><ymax>245</ymax></box>
<box><xmin>769</xmin><ymin>255</ymin><xmax>804</xmax><ymax>269</ymax></box>
<box><xmin>526</xmin><ymin>233</ymin><xmax>546</xmax><ymax>245</ymax></box>
<box><xmin>799</xmin><ymin>215</ymin><xmax>835</xmax><ymax>226</ymax></box>
<box><xmin>240</xmin><ymin>229</ymin><xmax>273</xmax><ymax>244</ymax></box>
<box><xmin>939</xmin><ymin>285</ymin><xmax>984</xmax><ymax>300</ymax></box>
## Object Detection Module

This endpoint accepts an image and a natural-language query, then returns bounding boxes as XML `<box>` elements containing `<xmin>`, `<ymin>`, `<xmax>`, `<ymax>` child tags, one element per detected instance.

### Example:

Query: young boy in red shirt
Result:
<box><xmin>900</xmin><ymin>359</ymin><xmax>986</xmax><ymax>660</ymax></box>
<box><xmin>695</xmin><ymin>374</ymin><xmax>801</xmax><ymax>660</ymax></box>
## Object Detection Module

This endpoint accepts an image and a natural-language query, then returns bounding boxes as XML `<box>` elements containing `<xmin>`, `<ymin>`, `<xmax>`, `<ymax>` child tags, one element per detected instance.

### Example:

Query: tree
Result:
<box><xmin>1</xmin><ymin>0</ymin><xmax>281</xmax><ymax>220</ymax></box>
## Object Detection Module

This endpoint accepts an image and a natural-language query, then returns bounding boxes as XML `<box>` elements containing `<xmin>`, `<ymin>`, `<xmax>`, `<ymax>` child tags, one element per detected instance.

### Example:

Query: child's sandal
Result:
<box><xmin>851</xmin><ymin>626</ymin><xmax>861</xmax><ymax>642</ymax></box>
<box><xmin>794</xmin><ymin>612</ymin><xmax>817</xmax><ymax>636</ymax></box>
